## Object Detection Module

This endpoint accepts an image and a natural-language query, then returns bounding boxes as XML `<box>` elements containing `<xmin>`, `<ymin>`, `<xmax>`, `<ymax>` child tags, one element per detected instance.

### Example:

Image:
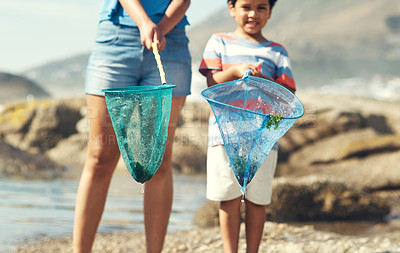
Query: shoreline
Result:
<box><xmin>15</xmin><ymin>222</ymin><xmax>400</xmax><ymax>253</ymax></box>
<box><xmin>4</xmin><ymin>94</ymin><xmax>400</xmax><ymax>252</ymax></box>
<box><xmin>5</xmin><ymin>177</ymin><xmax>400</xmax><ymax>253</ymax></box>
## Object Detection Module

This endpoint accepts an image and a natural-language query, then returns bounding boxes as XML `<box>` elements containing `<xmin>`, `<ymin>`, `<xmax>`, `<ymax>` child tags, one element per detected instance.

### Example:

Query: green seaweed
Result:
<box><xmin>131</xmin><ymin>161</ymin><xmax>153</xmax><ymax>183</ymax></box>
<box><xmin>232</xmin><ymin>155</ymin><xmax>247</xmax><ymax>185</ymax></box>
<box><xmin>232</xmin><ymin>155</ymin><xmax>259</xmax><ymax>186</ymax></box>
<box><xmin>265</xmin><ymin>114</ymin><xmax>283</xmax><ymax>130</ymax></box>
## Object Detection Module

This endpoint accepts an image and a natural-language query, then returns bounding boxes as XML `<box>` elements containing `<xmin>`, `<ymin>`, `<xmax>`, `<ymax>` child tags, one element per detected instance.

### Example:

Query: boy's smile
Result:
<box><xmin>229</xmin><ymin>0</ymin><xmax>272</xmax><ymax>42</ymax></box>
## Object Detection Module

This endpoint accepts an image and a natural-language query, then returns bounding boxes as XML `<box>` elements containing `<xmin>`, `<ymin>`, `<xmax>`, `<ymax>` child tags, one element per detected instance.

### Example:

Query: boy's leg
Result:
<box><xmin>220</xmin><ymin>197</ymin><xmax>242</xmax><ymax>253</ymax></box>
<box><xmin>73</xmin><ymin>95</ymin><xmax>121</xmax><ymax>253</ymax></box>
<box><xmin>144</xmin><ymin>96</ymin><xmax>186</xmax><ymax>253</ymax></box>
<box><xmin>244</xmin><ymin>199</ymin><xmax>266</xmax><ymax>253</ymax></box>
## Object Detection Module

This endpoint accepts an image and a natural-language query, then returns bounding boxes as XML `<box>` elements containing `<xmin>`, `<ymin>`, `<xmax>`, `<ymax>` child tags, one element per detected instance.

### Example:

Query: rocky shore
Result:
<box><xmin>14</xmin><ymin>222</ymin><xmax>400</xmax><ymax>252</ymax></box>
<box><xmin>2</xmin><ymin>93</ymin><xmax>400</xmax><ymax>252</ymax></box>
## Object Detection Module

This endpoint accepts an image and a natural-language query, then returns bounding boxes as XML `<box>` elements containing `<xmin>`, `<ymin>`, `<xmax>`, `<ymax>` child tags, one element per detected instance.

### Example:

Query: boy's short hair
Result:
<box><xmin>228</xmin><ymin>0</ymin><xmax>277</xmax><ymax>8</ymax></box>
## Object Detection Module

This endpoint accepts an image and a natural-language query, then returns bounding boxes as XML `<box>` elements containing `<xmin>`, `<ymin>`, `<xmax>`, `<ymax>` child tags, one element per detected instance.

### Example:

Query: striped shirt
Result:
<box><xmin>199</xmin><ymin>32</ymin><xmax>295</xmax><ymax>91</ymax></box>
<box><xmin>199</xmin><ymin>32</ymin><xmax>295</xmax><ymax>147</ymax></box>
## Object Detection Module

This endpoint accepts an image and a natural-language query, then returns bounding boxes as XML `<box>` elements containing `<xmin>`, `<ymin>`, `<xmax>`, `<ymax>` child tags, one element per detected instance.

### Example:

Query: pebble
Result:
<box><xmin>14</xmin><ymin>222</ymin><xmax>400</xmax><ymax>253</ymax></box>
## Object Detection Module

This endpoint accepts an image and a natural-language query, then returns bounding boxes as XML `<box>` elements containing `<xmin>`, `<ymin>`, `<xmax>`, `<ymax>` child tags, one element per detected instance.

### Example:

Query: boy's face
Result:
<box><xmin>229</xmin><ymin>0</ymin><xmax>272</xmax><ymax>40</ymax></box>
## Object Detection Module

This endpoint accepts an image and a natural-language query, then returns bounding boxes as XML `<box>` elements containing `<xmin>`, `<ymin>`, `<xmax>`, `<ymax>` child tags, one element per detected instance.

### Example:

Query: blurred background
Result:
<box><xmin>1</xmin><ymin>0</ymin><xmax>399</xmax><ymax>102</ymax></box>
<box><xmin>1</xmin><ymin>0</ymin><xmax>400</xmax><ymax>252</ymax></box>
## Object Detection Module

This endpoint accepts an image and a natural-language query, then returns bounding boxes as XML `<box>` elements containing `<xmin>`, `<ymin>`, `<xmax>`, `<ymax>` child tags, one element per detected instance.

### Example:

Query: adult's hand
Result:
<box><xmin>139</xmin><ymin>21</ymin><xmax>166</xmax><ymax>51</ymax></box>
<box><xmin>119</xmin><ymin>0</ymin><xmax>166</xmax><ymax>51</ymax></box>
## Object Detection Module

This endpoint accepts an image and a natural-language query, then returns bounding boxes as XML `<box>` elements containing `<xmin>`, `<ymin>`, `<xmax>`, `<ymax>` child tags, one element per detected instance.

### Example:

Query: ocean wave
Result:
<box><xmin>316</xmin><ymin>76</ymin><xmax>400</xmax><ymax>101</ymax></box>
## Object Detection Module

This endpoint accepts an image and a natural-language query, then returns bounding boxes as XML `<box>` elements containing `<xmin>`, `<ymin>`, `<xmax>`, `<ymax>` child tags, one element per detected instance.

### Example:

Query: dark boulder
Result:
<box><xmin>0</xmin><ymin>141</ymin><xmax>64</xmax><ymax>179</ymax></box>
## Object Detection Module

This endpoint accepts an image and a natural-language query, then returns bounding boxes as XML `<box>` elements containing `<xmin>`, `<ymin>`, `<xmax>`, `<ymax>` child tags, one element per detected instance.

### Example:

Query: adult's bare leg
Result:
<box><xmin>144</xmin><ymin>96</ymin><xmax>186</xmax><ymax>253</ymax></box>
<box><xmin>219</xmin><ymin>197</ymin><xmax>242</xmax><ymax>253</ymax></box>
<box><xmin>245</xmin><ymin>200</ymin><xmax>266</xmax><ymax>253</ymax></box>
<box><xmin>73</xmin><ymin>95</ymin><xmax>121</xmax><ymax>253</ymax></box>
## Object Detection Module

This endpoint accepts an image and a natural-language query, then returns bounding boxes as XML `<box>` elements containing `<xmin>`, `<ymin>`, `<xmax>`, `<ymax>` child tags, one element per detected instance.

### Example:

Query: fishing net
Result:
<box><xmin>201</xmin><ymin>72</ymin><xmax>304</xmax><ymax>195</ymax></box>
<box><xmin>103</xmin><ymin>85</ymin><xmax>175</xmax><ymax>183</ymax></box>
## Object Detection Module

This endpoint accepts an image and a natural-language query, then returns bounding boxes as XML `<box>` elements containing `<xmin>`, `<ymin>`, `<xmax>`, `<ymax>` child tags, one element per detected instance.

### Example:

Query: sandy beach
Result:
<box><xmin>15</xmin><ymin>222</ymin><xmax>400</xmax><ymax>253</ymax></box>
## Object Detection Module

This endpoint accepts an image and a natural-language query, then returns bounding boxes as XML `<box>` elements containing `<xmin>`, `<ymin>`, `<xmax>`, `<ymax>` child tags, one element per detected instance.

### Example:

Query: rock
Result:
<box><xmin>46</xmin><ymin>133</ymin><xmax>88</xmax><ymax>167</ymax></box>
<box><xmin>266</xmin><ymin>176</ymin><xmax>390</xmax><ymax>221</ymax></box>
<box><xmin>288</xmin><ymin>128</ymin><xmax>400</xmax><ymax>169</ymax></box>
<box><xmin>172</xmin><ymin>125</ymin><xmax>208</xmax><ymax>174</ymax></box>
<box><xmin>172</xmin><ymin>102</ymin><xmax>209</xmax><ymax>174</ymax></box>
<box><xmin>172</xmin><ymin>140</ymin><xmax>207</xmax><ymax>174</ymax></box>
<box><xmin>46</xmin><ymin>106</ymin><xmax>89</xmax><ymax>167</ymax></box>
<box><xmin>0</xmin><ymin>141</ymin><xmax>64</xmax><ymax>179</ymax></box>
<box><xmin>0</xmin><ymin>100</ymin><xmax>36</xmax><ymax>134</ymax></box>
<box><xmin>292</xmin><ymin>150</ymin><xmax>400</xmax><ymax>191</ymax></box>
<box><xmin>298</xmin><ymin>93</ymin><xmax>400</xmax><ymax>134</ymax></box>
<box><xmin>277</xmin><ymin>93</ymin><xmax>400</xmax><ymax>191</ymax></box>
<box><xmin>75</xmin><ymin>112</ymin><xmax>89</xmax><ymax>134</ymax></box>
<box><xmin>193</xmin><ymin>176</ymin><xmax>390</xmax><ymax>227</ymax></box>
<box><xmin>193</xmin><ymin>200</ymin><xmax>220</xmax><ymax>228</ymax></box>
<box><xmin>0</xmin><ymin>98</ymin><xmax>86</xmax><ymax>153</ymax></box>
<box><xmin>179</xmin><ymin>101</ymin><xmax>210</xmax><ymax>125</ymax></box>
<box><xmin>278</xmin><ymin>94</ymin><xmax>398</xmax><ymax>161</ymax></box>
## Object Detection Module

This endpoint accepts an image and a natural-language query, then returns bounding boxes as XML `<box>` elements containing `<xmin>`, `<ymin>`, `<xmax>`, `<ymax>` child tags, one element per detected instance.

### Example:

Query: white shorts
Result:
<box><xmin>206</xmin><ymin>145</ymin><xmax>278</xmax><ymax>205</ymax></box>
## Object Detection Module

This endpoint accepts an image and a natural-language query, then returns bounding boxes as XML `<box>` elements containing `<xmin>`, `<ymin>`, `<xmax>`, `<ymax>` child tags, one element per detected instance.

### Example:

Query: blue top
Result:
<box><xmin>99</xmin><ymin>0</ymin><xmax>189</xmax><ymax>28</ymax></box>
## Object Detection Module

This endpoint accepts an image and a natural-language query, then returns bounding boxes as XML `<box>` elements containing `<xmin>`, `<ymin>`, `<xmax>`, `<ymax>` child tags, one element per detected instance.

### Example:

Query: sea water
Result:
<box><xmin>0</xmin><ymin>172</ymin><xmax>206</xmax><ymax>252</ymax></box>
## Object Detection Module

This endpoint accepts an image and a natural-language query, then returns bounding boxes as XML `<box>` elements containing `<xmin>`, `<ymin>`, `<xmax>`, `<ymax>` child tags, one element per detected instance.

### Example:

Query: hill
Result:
<box><xmin>0</xmin><ymin>72</ymin><xmax>50</xmax><ymax>105</ymax></box>
<box><xmin>22</xmin><ymin>0</ymin><xmax>400</xmax><ymax>97</ymax></box>
<box><xmin>188</xmin><ymin>0</ymin><xmax>400</xmax><ymax>87</ymax></box>
<box><xmin>23</xmin><ymin>54</ymin><xmax>89</xmax><ymax>98</ymax></box>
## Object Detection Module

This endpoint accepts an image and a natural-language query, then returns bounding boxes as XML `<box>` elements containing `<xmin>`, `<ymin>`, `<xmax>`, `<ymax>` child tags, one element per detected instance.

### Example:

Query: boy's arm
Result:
<box><xmin>205</xmin><ymin>69</ymin><xmax>236</xmax><ymax>87</ymax></box>
<box><xmin>205</xmin><ymin>64</ymin><xmax>259</xmax><ymax>87</ymax></box>
<box><xmin>206</xmin><ymin>65</ymin><xmax>295</xmax><ymax>94</ymax></box>
<box><xmin>158</xmin><ymin>0</ymin><xmax>190</xmax><ymax>36</ymax></box>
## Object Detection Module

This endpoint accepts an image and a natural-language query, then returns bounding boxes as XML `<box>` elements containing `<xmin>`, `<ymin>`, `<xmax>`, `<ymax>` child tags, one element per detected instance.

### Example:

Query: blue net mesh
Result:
<box><xmin>201</xmin><ymin>75</ymin><xmax>304</xmax><ymax>195</ymax></box>
<box><xmin>103</xmin><ymin>85</ymin><xmax>175</xmax><ymax>183</ymax></box>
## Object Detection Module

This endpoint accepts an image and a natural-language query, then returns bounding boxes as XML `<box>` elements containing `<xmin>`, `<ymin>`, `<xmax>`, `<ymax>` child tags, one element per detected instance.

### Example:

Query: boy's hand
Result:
<box><xmin>234</xmin><ymin>64</ymin><xmax>260</xmax><ymax>78</ymax></box>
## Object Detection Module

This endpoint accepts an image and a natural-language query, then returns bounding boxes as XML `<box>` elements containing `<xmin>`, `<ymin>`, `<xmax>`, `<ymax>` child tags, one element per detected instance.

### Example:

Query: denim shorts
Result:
<box><xmin>85</xmin><ymin>21</ymin><xmax>192</xmax><ymax>97</ymax></box>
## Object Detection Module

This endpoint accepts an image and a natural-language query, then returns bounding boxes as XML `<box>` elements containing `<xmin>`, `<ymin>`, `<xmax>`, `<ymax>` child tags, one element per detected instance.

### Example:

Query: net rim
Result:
<box><xmin>200</xmin><ymin>76</ymin><xmax>304</xmax><ymax>120</ymax></box>
<box><xmin>102</xmin><ymin>84</ymin><xmax>176</xmax><ymax>94</ymax></box>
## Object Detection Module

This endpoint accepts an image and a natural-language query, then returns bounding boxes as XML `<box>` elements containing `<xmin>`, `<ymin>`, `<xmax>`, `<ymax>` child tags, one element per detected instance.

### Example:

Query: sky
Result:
<box><xmin>0</xmin><ymin>0</ymin><xmax>225</xmax><ymax>74</ymax></box>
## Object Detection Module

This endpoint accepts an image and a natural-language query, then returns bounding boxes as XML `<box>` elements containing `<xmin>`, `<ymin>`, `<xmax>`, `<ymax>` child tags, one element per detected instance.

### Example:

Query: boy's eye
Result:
<box><xmin>258</xmin><ymin>5</ymin><xmax>268</xmax><ymax>10</ymax></box>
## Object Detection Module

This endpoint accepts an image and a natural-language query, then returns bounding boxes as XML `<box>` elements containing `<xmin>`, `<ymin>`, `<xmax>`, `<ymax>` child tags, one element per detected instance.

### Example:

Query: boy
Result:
<box><xmin>199</xmin><ymin>0</ymin><xmax>296</xmax><ymax>252</ymax></box>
